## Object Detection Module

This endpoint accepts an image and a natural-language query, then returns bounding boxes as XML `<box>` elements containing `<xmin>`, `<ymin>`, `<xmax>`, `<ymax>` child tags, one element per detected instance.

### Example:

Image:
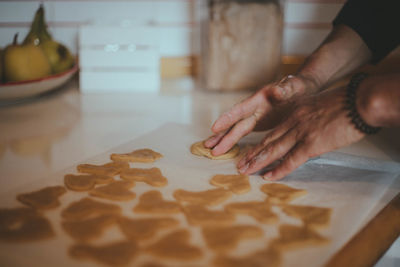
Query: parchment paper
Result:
<box><xmin>0</xmin><ymin>123</ymin><xmax>399</xmax><ymax>267</ymax></box>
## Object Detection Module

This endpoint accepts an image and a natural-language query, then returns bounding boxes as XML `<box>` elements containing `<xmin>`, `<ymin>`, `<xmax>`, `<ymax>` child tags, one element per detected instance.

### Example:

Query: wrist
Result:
<box><xmin>345</xmin><ymin>73</ymin><xmax>381</xmax><ymax>134</ymax></box>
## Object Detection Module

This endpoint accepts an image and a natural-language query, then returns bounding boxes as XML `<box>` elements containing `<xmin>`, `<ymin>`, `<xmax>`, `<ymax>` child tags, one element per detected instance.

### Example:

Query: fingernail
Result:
<box><xmin>239</xmin><ymin>163</ymin><xmax>249</xmax><ymax>174</ymax></box>
<box><xmin>263</xmin><ymin>172</ymin><xmax>273</xmax><ymax>180</ymax></box>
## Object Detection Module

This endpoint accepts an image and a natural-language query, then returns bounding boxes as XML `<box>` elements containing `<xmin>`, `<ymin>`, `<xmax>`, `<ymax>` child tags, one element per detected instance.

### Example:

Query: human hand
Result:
<box><xmin>237</xmin><ymin>85</ymin><xmax>365</xmax><ymax>180</ymax></box>
<box><xmin>204</xmin><ymin>75</ymin><xmax>311</xmax><ymax>156</ymax></box>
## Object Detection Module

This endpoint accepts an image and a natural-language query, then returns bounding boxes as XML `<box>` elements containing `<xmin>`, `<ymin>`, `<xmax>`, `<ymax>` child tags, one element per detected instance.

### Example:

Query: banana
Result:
<box><xmin>24</xmin><ymin>4</ymin><xmax>75</xmax><ymax>74</ymax></box>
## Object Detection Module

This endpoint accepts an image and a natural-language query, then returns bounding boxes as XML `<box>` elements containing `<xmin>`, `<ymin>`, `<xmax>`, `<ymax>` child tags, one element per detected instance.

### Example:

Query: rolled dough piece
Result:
<box><xmin>62</xmin><ymin>215</ymin><xmax>117</xmax><ymax>241</ymax></box>
<box><xmin>281</xmin><ymin>204</ymin><xmax>332</xmax><ymax>229</ymax></box>
<box><xmin>145</xmin><ymin>229</ymin><xmax>203</xmax><ymax>260</ymax></box>
<box><xmin>117</xmin><ymin>216</ymin><xmax>179</xmax><ymax>240</ymax></box>
<box><xmin>120</xmin><ymin>167</ymin><xmax>167</xmax><ymax>187</ymax></box>
<box><xmin>0</xmin><ymin>207</ymin><xmax>54</xmax><ymax>242</ymax></box>
<box><xmin>183</xmin><ymin>204</ymin><xmax>235</xmax><ymax>226</ymax></box>
<box><xmin>214</xmin><ymin>247</ymin><xmax>281</xmax><ymax>267</ymax></box>
<box><xmin>110</xmin><ymin>148</ymin><xmax>163</xmax><ymax>163</ymax></box>
<box><xmin>260</xmin><ymin>183</ymin><xmax>307</xmax><ymax>203</ymax></box>
<box><xmin>271</xmin><ymin>224</ymin><xmax>329</xmax><ymax>250</ymax></box>
<box><xmin>190</xmin><ymin>141</ymin><xmax>240</xmax><ymax>160</ymax></box>
<box><xmin>69</xmin><ymin>240</ymin><xmax>139</xmax><ymax>266</ymax></box>
<box><xmin>77</xmin><ymin>161</ymin><xmax>129</xmax><ymax>176</ymax></box>
<box><xmin>89</xmin><ymin>180</ymin><xmax>136</xmax><ymax>201</ymax></box>
<box><xmin>61</xmin><ymin>197</ymin><xmax>121</xmax><ymax>221</ymax></box>
<box><xmin>173</xmin><ymin>188</ymin><xmax>232</xmax><ymax>206</ymax></box>
<box><xmin>225</xmin><ymin>201</ymin><xmax>278</xmax><ymax>223</ymax></box>
<box><xmin>17</xmin><ymin>186</ymin><xmax>66</xmax><ymax>210</ymax></box>
<box><xmin>210</xmin><ymin>174</ymin><xmax>250</xmax><ymax>194</ymax></box>
<box><xmin>133</xmin><ymin>191</ymin><xmax>181</xmax><ymax>214</ymax></box>
<box><xmin>202</xmin><ymin>225</ymin><xmax>263</xmax><ymax>252</ymax></box>
<box><xmin>64</xmin><ymin>174</ymin><xmax>114</xmax><ymax>191</ymax></box>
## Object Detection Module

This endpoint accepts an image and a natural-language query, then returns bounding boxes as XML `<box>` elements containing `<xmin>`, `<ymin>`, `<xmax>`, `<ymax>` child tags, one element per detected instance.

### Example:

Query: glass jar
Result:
<box><xmin>198</xmin><ymin>0</ymin><xmax>284</xmax><ymax>91</ymax></box>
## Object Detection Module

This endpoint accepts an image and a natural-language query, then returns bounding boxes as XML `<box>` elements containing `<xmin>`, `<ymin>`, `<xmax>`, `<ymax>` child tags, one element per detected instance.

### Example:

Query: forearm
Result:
<box><xmin>357</xmin><ymin>73</ymin><xmax>400</xmax><ymax>128</ymax></box>
<box><xmin>296</xmin><ymin>25</ymin><xmax>372</xmax><ymax>93</ymax></box>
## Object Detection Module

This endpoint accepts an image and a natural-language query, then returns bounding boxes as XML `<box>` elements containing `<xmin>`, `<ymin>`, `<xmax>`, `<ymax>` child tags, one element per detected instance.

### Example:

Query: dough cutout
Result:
<box><xmin>62</xmin><ymin>214</ymin><xmax>117</xmax><ymax>242</ymax></box>
<box><xmin>69</xmin><ymin>240</ymin><xmax>139</xmax><ymax>266</ymax></box>
<box><xmin>210</xmin><ymin>174</ymin><xmax>250</xmax><ymax>194</ymax></box>
<box><xmin>89</xmin><ymin>180</ymin><xmax>136</xmax><ymax>201</ymax></box>
<box><xmin>61</xmin><ymin>197</ymin><xmax>122</xmax><ymax>221</ymax></box>
<box><xmin>145</xmin><ymin>229</ymin><xmax>203</xmax><ymax>260</ymax></box>
<box><xmin>225</xmin><ymin>201</ymin><xmax>278</xmax><ymax>223</ymax></box>
<box><xmin>260</xmin><ymin>183</ymin><xmax>307</xmax><ymax>203</ymax></box>
<box><xmin>77</xmin><ymin>161</ymin><xmax>129</xmax><ymax>176</ymax></box>
<box><xmin>118</xmin><ymin>216</ymin><xmax>179</xmax><ymax>240</ymax></box>
<box><xmin>202</xmin><ymin>225</ymin><xmax>263</xmax><ymax>252</ymax></box>
<box><xmin>110</xmin><ymin>148</ymin><xmax>163</xmax><ymax>163</ymax></box>
<box><xmin>183</xmin><ymin>204</ymin><xmax>235</xmax><ymax>226</ymax></box>
<box><xmin>214</xmin><ymin>247</ymin><xmax>281</xmax><ymax>267</ymax></box>
<box><xmin>120</xmin><ymin>167</ymin><xmax>167</xmax><ymax>187</ymax></box>
<box><xmin>190</xmin><ymin>141</ymin><xmax>240</xmax><ymax>160</ymax></box>
<box><xmin>271</xmin><ymin>224</ymin><xmax>329</xmax><ymax>250</ymax></box>
<box><xmin>0</xmin><ymin>207</ymin><xmax>54</xmax><ymax>242</ymax></box>
<box><xmin>64</xmin><ymin>174</ymin><xmax>114</xmax><ymax>191</ymax></box>
<box><xmin>17</xmin><ymin>186</ymin><xmax>66</xmax><ymax>210</ymax></box>
<box><xmin>173</xmin><ymin>188</ymin><xmax>232</xmax><ymax>206</ymax></box>
<box><xmin>281</xmin><ymin>204</ymin><xmax>332</xmax><ymax>229</ymax></box>
<box><xmin>134</xmin><ymin>191</ymin><xmax>181</xmax><ymax>214</ymax></box>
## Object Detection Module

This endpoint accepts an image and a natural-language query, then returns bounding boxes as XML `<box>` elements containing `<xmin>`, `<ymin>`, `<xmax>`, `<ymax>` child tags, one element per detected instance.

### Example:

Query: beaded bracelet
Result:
<box><xmin>345</xmin><ymin>73</ymin><xmax>381</xmax><ymax>135</ymax></box>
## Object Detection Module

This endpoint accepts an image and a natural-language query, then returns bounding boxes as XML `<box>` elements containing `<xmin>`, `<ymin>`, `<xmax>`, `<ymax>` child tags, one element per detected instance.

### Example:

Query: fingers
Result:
<box><xmin>238</xmin><ymin>127</ymin><xmax>300</xmax><ymax>175</ymax></box>
<box><xmin>263</xmin><ymin>142</ymin><xmax>310</xmax><ymax>181</ymax></box>
<box><xmin>237</xmin><ymin>114</ymin><xmax>296</xmax><ymax>169</ymax></box>
<box><xmin>211</xmin><ymin>93</ymin><xmax>263</xmax><ymax>133</ymax></box>
<box><xmin>204</xmin><ymin>130</ymin><xmax>229</xmax><ymax>148</ymax></box>
<box><xmin>211</xmin><ymin>114</ymin><xmax>258</xmax><ymax>156</ymax></box>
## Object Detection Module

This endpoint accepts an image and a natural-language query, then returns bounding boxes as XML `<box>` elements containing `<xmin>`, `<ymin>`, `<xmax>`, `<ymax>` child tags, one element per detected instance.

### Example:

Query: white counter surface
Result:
<box><xmin>0</xmin><ymin>78</ymin><xmax>399</xmax><ymax>266</ymax></box>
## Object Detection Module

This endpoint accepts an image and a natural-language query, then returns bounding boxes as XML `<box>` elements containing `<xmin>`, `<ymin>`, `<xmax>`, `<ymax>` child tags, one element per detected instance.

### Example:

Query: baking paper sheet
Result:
<box><xmin>0</xmin><ymin>123</ymin><xmax>399</xmax><ymax>267</ymax></box>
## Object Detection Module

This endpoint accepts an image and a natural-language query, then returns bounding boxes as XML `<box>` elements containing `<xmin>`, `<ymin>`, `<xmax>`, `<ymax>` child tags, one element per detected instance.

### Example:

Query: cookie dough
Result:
<box><xmin>145</xmin><ymin>229</ymin><xmax>203</xmax><ymax>260</ymax></box>
<box><xmin>202</xmin><ymin>225</ymin><xmax>263</xmax><ymax>252</ymax></box>
<box><xmin>281</xmin><ymin>204</ymin><xmax>332</xmax><ymax>229</ymax></box>
<box><xmin>111</xmin><ymin>148</ymin><xmax>163</xmax><ymax>163</ymax></box>
<box><xmin>225</xmin><ymin>201</ymin><xmax>278</xmax><ymax>223</ymax></box>
<box><xmin>173</xmin><ymin>188</ymin><xmax>232</xmax><ymax>206</ymax></box>
<box><xmin>183</xmin><ymin>204</ymin><xmax>235</xmax><ymax>226</ymax></box>
<box><xmin>214</xmin><ymin>247</ymin><xmax>281</xmax><ymax>267</ymax></box>
<box><xmin>62</xmin><ymin>215</ymin><xmax>117</xmax><ymax>241</ymax></box>
<box><xmin>61</xmin><ymin>197</ymin><xmax>122</xmax><ymax>221</ymax></box>
<box><xmin>0</xmin><ymin>207</ymin><xmax>54</xmax><ymax>242</ymax></box>
<box><xmin>64</xmin><ymin>174</ymin><xmax>114</xmax><ymax>191</ymax></box>
<box><xmin>17</xmin><ymin>186</ymin><xmax>67</xmax><ymax>210</ymax></box>
<box><xmin>134</xmin><ymin>191</ymin><xmax>181</xmax><ymax>214</ymax></box>
<box><xmin>118</xmin><ymin>217</ymin><xmax>179</xmax><ymax>240</ymax></box>
<box><xmin>210</xmin><ymin>174</ymin><xmax>250</xmax><ymax>194</ymax></box>
<box><xmin>89</xmin><ymin>180</ymin><xmax>136</xmax><ymax>201</ymax></box>
<box><xmin>271</xmin><ymin>224</ymin><xmax>329</xmax><ymax>250</ymax></box>
<box><xmin>260</xmin><ymin>183</ymin><xmax>307</xmax><ymax>203</ymax></box>
<box><xmin>120</xmin><ymin>167</ymin><xmax>167</xmax><ymax>187</ymax></box>
<box><xmin>190</xmin><ymin>141</ymin><xmax>239</xmax><ymax>160</ymax></box>
<box><xmin>69</xmin><ymin>240</ymin><xmax>139</xmax><ymax>266</ymax></box>
<box><xmin>77</xmin><ymin>161</ymin><xmax>129</xmax><ymax>176</ymax></box>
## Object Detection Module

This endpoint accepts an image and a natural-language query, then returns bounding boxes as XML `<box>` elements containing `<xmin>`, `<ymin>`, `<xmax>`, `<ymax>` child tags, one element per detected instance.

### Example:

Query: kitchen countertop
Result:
<box><xmin>0</xmin><ymin>77</ymin><xmax>399</xmax><ymax>266</ymax></box>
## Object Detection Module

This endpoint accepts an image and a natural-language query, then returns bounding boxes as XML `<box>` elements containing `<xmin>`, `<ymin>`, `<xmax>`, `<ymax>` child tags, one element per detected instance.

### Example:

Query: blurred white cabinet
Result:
<box><xmin>79</xmin><ymin>26</ymin><xmax>160</xmax><ymax>93</ymax></box>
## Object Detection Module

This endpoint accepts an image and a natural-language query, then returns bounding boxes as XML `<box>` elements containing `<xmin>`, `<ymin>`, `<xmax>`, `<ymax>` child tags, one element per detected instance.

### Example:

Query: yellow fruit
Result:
<box><xmin>23</xmin><ymin>5</ymin><xmax>75</xmax><ymax>74</ymax></box>
<box><xmin>41</xmin><ymin>40</ymin><xmax>75</xmax><ymax>74</ymax></box>
<box><xmin>3</xmin><ymin>33</ymin><xmax>51</xmax><ymax>82</ymax></box>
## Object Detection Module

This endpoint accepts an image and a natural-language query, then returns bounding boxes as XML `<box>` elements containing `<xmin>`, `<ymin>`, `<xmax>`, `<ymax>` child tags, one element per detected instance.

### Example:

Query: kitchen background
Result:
<box><xmin>1</xmin><ymin>0</ymin><xmax>398</xmax><ymax>81</ymax></box>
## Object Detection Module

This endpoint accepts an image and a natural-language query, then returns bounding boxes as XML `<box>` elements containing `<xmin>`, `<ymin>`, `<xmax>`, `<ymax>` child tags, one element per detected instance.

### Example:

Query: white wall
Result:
<box><xmin>0</xmin><ymin>0</ymin><xmax>344</xmax><ymax>57</ymax></box>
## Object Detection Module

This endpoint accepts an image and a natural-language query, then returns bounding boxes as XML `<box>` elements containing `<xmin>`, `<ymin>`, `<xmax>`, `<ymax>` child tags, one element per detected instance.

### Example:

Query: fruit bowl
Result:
<box><xmin>0</xmin><ymin>63</ymin><xmax>78</xmax><ymax>101</ymax></box>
